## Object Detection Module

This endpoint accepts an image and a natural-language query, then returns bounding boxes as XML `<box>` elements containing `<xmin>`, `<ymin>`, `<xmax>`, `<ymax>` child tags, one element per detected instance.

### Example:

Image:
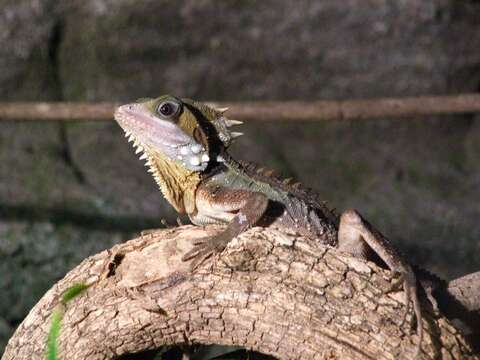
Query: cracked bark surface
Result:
<box><xmin>2</xmin><ymin>226</ymin><xmax>478</xmax><ymax>360</ymax></box>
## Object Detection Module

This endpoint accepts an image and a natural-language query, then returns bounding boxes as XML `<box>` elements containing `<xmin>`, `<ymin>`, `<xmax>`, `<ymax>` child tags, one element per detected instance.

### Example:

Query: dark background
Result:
<box><xmin>1</xmin><ymin>0</ymin><xmax>480</xmax><ymax>354</ymax></box>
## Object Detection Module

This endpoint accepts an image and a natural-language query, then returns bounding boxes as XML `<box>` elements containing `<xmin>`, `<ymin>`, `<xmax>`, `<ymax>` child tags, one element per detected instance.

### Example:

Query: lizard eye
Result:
<box><xmin>157</xmin><ymin>101</ymin><xmax>181</xmax><ymax>119</ymax></box>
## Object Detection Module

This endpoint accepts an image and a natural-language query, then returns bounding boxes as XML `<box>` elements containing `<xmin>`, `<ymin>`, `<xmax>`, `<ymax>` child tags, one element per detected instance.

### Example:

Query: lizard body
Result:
<box><xmin>195</xmin><ymin>154</ymin><xmax>339</xmax><ymax>243</ymax></box>
<box><xmin>114</xmin><ymin>95</ymin><xmax>423</xmax><ymax>354</ymax></box>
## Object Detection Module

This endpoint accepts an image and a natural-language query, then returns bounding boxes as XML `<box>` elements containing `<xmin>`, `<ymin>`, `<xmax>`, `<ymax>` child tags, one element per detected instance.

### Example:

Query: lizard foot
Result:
<box><xmin>182</xmin><ymin>234</ymin><xmax>230</xmax><ymax>270</ymax></box>
<box><xmin>399</xmin><ymin>270</ymin><xmax>423</xmax><ymax>358</ymax></box>
<box><xmin>382</xmin><ymin>270</ymin><xmax>423</xmax><ymax>357</ymax></box>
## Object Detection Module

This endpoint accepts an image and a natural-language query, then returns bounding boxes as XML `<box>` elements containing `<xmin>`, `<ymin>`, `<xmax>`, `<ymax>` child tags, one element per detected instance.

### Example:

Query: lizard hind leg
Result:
<box><xmin>338</xmin><ymin>209</ymin><xmax>423</xmax><ymax>357</ymax></box>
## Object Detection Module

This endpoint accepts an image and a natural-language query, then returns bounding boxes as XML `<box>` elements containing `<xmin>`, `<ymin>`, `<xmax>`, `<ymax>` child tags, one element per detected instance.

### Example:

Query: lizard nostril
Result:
<box><xmin>128</xmin><ymin>105</ymin><xmax>133</xmax><ymax>110</ymax></box>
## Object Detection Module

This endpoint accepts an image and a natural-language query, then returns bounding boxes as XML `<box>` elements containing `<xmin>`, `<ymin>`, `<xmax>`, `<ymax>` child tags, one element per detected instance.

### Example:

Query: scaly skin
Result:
<box><xmin>114</xmin><ymin>95</ymin><xmax>424</xmax><ymax>355</ymax></box>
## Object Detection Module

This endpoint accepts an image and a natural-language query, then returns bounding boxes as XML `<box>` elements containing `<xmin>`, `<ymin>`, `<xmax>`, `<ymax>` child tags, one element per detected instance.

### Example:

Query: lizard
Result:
<box><xmin>114</xmin><ymin>95</ymin><xmax>424</xmax><ymax>354</ymax></box>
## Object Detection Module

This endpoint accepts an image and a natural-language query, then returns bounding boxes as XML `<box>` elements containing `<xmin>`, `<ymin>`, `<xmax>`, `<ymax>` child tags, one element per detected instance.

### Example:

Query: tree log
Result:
<box><xmin>2</xmin><ymin>226</ymin><xmax>478</xmax><ymax>360</ymax></box>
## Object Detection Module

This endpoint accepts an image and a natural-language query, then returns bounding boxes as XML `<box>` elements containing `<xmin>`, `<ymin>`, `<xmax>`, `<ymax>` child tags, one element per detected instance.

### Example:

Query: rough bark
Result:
<box><xmin>2</xmin><ymin>94</ymin><xmax>480</xmax><ymax>122</ymax></box>
<box><xmin>2</xmin><ymin>226</ymin><xmax>478</xmax><ymax>360</ymax></box>
<box><xmin>448</xmin><ymin>272</ymin><xmax>480</xmax><ymax>312</ymax></box>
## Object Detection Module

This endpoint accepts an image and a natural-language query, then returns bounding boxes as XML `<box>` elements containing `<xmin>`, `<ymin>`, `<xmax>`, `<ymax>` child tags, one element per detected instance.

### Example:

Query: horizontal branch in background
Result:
<box><xmin>1</xmin><ymin>93</ymin><xmax>480</xmax><ymax>121</ymax></box>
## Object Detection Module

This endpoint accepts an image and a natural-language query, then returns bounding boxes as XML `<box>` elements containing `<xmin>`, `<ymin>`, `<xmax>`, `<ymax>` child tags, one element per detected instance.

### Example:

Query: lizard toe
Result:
<box><xmin>182</xmin><ymin>245</ymin><xmax>205</xmax><ymax>261</ymax></box>
<box><xmin>400</xmin><ymin>272</ymin><xmax>423</xmax><ymax>357</ymax></box>
<box><xmin>190</xmin><ymin>250</ymin><xmax>214</xmax><ymax>270</ymax></box>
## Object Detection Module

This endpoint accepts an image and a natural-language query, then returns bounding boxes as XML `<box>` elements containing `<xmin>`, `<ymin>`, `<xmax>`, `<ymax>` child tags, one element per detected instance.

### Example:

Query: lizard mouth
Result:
<box><xmin>114</xmin><ymin>103</ymin><xmax>210</xmax><ymax>171</ymax></box>
<box><xmin>114</xmin><ymin>104</ymin><xmax>191</xmax><ymax>149</ymax></box>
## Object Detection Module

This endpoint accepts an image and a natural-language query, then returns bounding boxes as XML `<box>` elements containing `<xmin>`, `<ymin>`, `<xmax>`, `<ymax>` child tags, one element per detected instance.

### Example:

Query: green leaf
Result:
<box><xmin>45</xmin><ymin>283</ymin><xmax>89</xmax><ymax>360</ymax></box>
<box><xmin>61</xmin><ymin>283</ymin><xmax>89</xmax><ymax>304</ymax></box>
<box><xmin>46</xmin><ymin>308</ymin><xmax>63</xmax><ymax>360</ymax></box>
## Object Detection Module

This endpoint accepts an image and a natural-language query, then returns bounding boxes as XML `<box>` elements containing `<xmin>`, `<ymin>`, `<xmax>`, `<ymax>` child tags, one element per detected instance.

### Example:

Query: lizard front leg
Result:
<box><xmin>338</xmin><ymin>209</ymin><xmax>423</xmax><ymax>356</ymax></box>
<box><xmin>182</xmin><ymin>185</ymin><xmax>269</xmax><ymax>269</ymax></box>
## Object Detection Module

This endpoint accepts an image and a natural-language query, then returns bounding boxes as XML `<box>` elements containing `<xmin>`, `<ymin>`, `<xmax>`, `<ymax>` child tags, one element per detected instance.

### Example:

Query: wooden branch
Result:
<box><xmin>1</xmin><ymin>94</ymin><xmax>480</xmax><ymax>122</ymax></box>
<box><xmin>0</xmin><ymin>102</ymin><xmax>118</xmax><ymax>121</ymax></box>
<box><xmin>2</xmin><ymin>226</ymin><xmax>478</xmax><ymax>360</ymax></box>
<box><xmin>448</xmin><ymin>272</ymin><xmax>480</xmax><ymax>312</ymax></box>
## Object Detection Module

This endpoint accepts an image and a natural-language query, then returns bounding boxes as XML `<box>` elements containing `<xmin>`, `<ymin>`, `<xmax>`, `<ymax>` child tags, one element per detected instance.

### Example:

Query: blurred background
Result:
<box><xmin>1</xmin><ymin>0</ymin><xmax>480</xmax><ymax>354</ymax></box>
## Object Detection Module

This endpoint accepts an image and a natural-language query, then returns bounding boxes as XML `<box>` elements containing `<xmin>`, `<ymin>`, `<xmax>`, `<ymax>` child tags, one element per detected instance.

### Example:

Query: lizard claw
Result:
<box><xmin>182</xmin><ymin>247</ymin><xmax>214</xmax><ymax>270</ymax></box>
<box><xmin>182</xmin><ymin>234</ymin><xmax>230</xmax><ymax>269</ymax></box>
<box><xmin>399</xmin><ymin>270</ymin><xmax>423</xmax><ymax>358</ymax></box>
<box><xmin>182</xmin><ymin>238</ymin><xmax>211</xmax><ymax>261</ymax></box>
<box><xmin>398</xmin><ymin>274</ymin><xmax>411</xmax><ymax>328</ymax></box>
<box><xmin>191</xmin><ymin>237</ymin><xmax>208</xmax><ymax>246</ymax></box>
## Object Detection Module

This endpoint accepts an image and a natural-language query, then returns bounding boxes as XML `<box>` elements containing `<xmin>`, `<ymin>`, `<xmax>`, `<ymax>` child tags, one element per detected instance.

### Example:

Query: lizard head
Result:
<box><xmin>114</xmin><ymin>95</ymin><xmax>242</xmax><ymax>213</ymax></box>
<box><xmin>114</xmin><ymin>95</ymin><xmax>242</xmax><ymax>172</ymax></box>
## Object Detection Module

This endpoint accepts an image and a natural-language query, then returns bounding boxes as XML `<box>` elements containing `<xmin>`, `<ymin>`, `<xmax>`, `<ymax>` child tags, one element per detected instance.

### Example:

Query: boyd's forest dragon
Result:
<box><xmin>114</xmin><ymin>95</ymin><xmax>424</xmax><ymax>353</ymax></box>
